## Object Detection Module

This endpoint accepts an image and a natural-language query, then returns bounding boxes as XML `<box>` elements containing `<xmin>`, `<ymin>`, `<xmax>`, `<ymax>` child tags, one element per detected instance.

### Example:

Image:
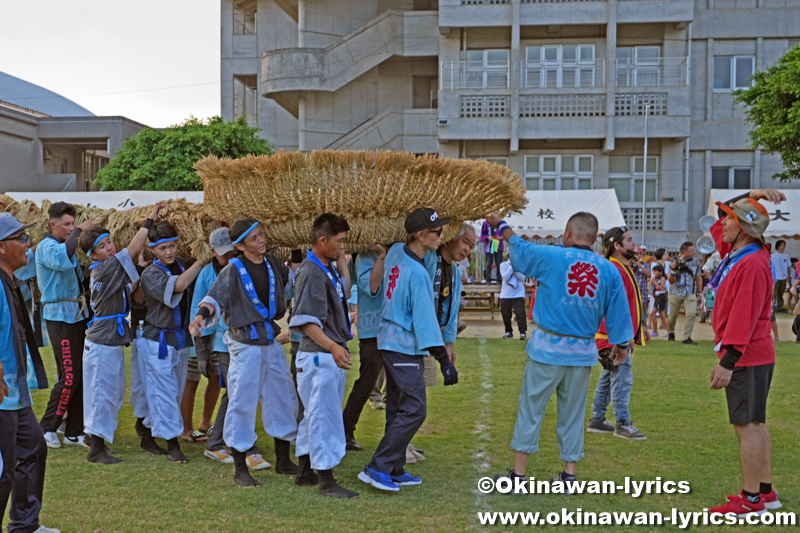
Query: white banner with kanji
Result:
<box><xmin>498</xmin><ymin>189</ymin><xmax>626</xmax><ymax>238</ymax></box>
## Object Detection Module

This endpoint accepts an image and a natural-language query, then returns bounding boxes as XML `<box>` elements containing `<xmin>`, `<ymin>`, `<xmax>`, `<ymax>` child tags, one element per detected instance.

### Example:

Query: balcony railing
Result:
<box><xmin>615</xmin><ymin>57</ymin><xmax>688</xmax><ymax>87</ymax></box>
<box><xmin>521</xmin><ymin>59</ymin><xmax>606</xmax><ymax>89</ymax></box>
<box><xmin>460</xmin><ymin>96</ymin><xmax>511</xmax><ymax>117</ymax></box>
<box><xmin>520</xmin><ymin>94</ymin><xmax>605</xmax><ymax>118</ymax></box>
<box><xmin>441</xmin><ymin>61</ymin><xmax>510</xmax><ymax>90</ymax></box>
<box><xmin>614</xmin><ymin>93</ymin><xmax>666</xmax><ymax>116</ymax></box>
<box><xmin>443</xmin><ymin>58</ymin><xmax>688</xmax><ymax>90</ymax></box>
<box><xmin>621</xmin><ymin>207</ymin><xmax>664</xmax><ymax>231</ymax></box>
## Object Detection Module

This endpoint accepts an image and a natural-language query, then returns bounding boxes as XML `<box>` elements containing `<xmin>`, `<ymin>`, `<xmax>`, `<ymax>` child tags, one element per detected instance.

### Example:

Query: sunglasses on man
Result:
<box><xmin>1</xmin><ymin>233</ymin><xmax>30</xmax><ymax>244</ymax></box>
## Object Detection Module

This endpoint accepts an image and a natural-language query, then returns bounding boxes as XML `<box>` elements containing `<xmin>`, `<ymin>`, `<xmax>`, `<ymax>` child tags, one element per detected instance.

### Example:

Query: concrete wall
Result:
<box><xmin>0</xmin><ymin>109</ymin><xmax>40</xmax><ymax>192</ymax></box>
<box><xmin>221</xmin><ymin>0</ymin><xmax>299</xmax><ymax>150</ymax></box>
<box><xmin>0</xmin><ymin>107</ymin><xmax>145</xmax><ymax>193</ymax></box>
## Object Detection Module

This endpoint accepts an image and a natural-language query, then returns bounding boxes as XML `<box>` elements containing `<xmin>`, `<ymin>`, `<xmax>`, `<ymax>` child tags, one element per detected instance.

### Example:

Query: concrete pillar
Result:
<box><xmin>509</xmin><ymin>0</ymin><xmax>520</xmax><ymax>155</ymax></box>
<box><xmin>299</xmin><ymin>94</ymin><xmax>307</xmax><ymax>151</ymax></box>
<box><xmin>755</xmin><ymin>149</ymin><xmax>762</xmax><ymax>187</ymax></box>
<box><xmin>604</xmin><ymin>0</ymin><xmax>617</xmax><ymax>154</ymax></box>
<box><xmin>298</xmin><ymin>0</ymin><xmax>306</xmax><ymax>47</ymax></box>
<box><xmin>756</xmin><ymin>37</ymin><xmax>764</xmax><ymax>71</ymax></box>
<box><xmin>704</xmin><ymin>149</ymin><xmax>712</xmax><ymax>194</ymax></box>
<box><xmin>705</xmin><ymin>39</ymin><xmax>713</xmax><ymax>122</ymax></box>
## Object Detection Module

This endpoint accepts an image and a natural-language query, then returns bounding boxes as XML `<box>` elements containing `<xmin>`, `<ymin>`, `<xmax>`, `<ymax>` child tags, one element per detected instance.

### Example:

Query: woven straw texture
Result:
<box><xmin>1</xmin><ymin>150</ymin><xmax>526</xmax><ymax>260</ymax></box>
<box><xmin>195</xmin><ymin>150</ymin><xmax>527</xmax><ymax>248</ymax></box>
<box><xmin>0</xmin><ymin>195</ymin><xmax>214</xmax><ymax>265</ymax></box>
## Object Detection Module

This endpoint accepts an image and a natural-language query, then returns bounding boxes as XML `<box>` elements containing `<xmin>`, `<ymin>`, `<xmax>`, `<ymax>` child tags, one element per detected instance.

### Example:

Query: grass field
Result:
<box><xmin>7</xmin><ymin>338</ymin><xmax>799</xmax><ymax>532</ymax></box>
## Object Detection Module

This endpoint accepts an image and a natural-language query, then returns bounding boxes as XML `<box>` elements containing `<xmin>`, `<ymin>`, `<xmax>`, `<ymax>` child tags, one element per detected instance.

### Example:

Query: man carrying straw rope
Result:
<box><xmin>189</xmin><ymin>219</ymin><xmax>300</xmax><ymax>488</ymax></box>
<box><xmin>37</xmin><ymin>202</ymin><xmax>96</xmax><ymax>450</ymax></box>
<box><xmin>342</xmin><ymin>243</ymin><xmax>388</xmax><ymax>453</ymax></box>
<box><xmin>359</xmin><ymin>208</ymin><xmax>459</xmax><ymax>493</ymax></box>
<box><xmin>289</xmin><ymin>213</ymin><xmax>360</xmax><ymax>499</ymax></box>
<box><xmin>78</xmin><ymin>202</ymin><xmax>167</xmax><ymax>464</ymax></box>
<box><xmin>139</xmin><ymin>221</ymin><xmax>205</xmax><ymax>463</ymax></box>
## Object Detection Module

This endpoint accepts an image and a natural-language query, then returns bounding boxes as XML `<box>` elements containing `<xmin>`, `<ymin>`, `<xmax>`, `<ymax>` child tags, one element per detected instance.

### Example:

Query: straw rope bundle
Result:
<box><xmin>195</xmin><ymin>150</ymin><xmax>527</xmax><ymax>249</ymax></box>
<box><xmin>0</xmin><ymin>195</ymin><xmax>215</xmax><ymax>265</ymax></box>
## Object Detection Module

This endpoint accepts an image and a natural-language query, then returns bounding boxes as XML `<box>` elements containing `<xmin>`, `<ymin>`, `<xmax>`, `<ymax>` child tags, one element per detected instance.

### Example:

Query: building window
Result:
<box><xmin>608</xmin><ymin>156</ymin><xmax>658</xmax><ymax>202</ymax></box>
<box><xmin>233</xmin><ymin>75</ymin><xmax>258</xmax><ymax>126</ymax></box>
<box><xmin>713</xmin><ymin>56</ymin><xmax>755</xmax><ymax>91</ymax></box>
<box><xmin>463</xmin><ymin>49</ymin><xmax>510</xmax><ymax>89</ymax></box>
<box><xmin>616</xmin><ymin>46</ymin><xmax>661</xmax><ymax>87</ymax></box>
<box><xmin>524</xmin><ymin>155</ymin><xmax>593</xmax><ymax>191</ymax></box>
<box><xmin>233</xmin><ymin>0</ymin><xmax>257</xmax><ymax>35</ymax></box>
<box><xmin>711</xmin><ymin>167</ymin><xmax>752</xmax><ymax>189</ymax></box>
<box><xmin>482</xmin><ymin>157</ymin><xmax>508</xmax><ymax>166</ymax></box>
<box><xmin>524</xmin><ymin>45</ymin><xmax>597</xmax><ymax>88</ymax></box>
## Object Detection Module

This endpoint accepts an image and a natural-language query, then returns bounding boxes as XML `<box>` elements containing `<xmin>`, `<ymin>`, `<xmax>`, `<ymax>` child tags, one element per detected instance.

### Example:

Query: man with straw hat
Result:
<box><xmin>0</xmin><ymin>213</ymin><xmax>57</xmax><ymax>533</ymax></box>
<box><xmin>707</xmin><ymin>189</ymin><xmax>785</xmax><ymax>516</ymax></box>
<box><xmin>358</xmin><ymin>208</ymin><xmax>459</xmax><ymax>493</ymax></box>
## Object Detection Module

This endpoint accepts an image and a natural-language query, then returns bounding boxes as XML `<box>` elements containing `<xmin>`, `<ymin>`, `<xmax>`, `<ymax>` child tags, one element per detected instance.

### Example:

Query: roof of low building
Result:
<box><xmin>0</xmin><ymin>71</ymin><xmax>95</xmax><ymax>117</ymax></box>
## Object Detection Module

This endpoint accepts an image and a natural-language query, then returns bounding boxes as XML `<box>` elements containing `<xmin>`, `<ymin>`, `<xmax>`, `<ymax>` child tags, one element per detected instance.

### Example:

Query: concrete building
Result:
<box><xmin>220</xmin><ymin>0</ymin><xmax>800</xmax><ymax>247</ymax></box>
<box><xmin>0</xmin><ymin>71</ymin><xmax>147</xmax><ymax>193</ymax></box>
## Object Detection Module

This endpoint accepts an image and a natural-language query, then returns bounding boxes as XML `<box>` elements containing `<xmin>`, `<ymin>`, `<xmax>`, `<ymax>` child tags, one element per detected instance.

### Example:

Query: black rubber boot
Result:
<box><xmin>233</xmin><ymin>450</ymin><xmax>261</xmax><ymax>488</ymax></box>
<box><xmin>134</xmin><ymin>417</ymin><xmax>147</xmax><ymax>439</ymax></box>
<box><xmin>87</xmin><ymin>434</ymin><xmax>122</xmax><ymax>465</ymax></box>
<box><xmin>294</xmin><ymin>454</ymin><xmax>319</xmax><ymax>486</ymax></box>
<box><xmin>318</xmin><ymin>469</ymin><xmax>359</xmax><ymax>499</ymax></box>
<box><xmin>274</xmin><ymin>439</ymin><xmax>298</xmax><ymax>475</ymax></box>
<box><xmin>89</xmin><ymin>434</ymin><xmax>117</xmax><ymax>455</ymax></box>
<box><xmin>140</xmin><ymin>427</ymin><xmax>167</xmax><ymax>456</ymax></box>
<box><xmin>345</xmin><ymin>432</ymin><xmax>363</xmax><ymax>452</ymax></box>
<box><xmin>166</xmin><ymin>438</ymin><xmax>188</xmax><ymax>464</ymax></box>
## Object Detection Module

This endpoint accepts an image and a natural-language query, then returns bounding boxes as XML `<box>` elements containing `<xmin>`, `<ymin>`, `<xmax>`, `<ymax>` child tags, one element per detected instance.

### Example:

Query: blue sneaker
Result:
<box><xmin>391</xmin><ymin>472</ymin><xmax>422</xmax><ymax>486</ymax></box>
<box><xmin>357</xmin><ymin>466</ymin><xmax>399</xmax><ymax>492</ymax></box>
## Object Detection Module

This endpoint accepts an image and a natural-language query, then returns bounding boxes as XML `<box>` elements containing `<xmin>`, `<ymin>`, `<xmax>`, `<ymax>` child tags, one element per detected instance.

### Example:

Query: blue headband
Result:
<box><xmin>148</xmin><ymin>236</ymin><xmax>179</xmax><ymax>248</ymax></box>
<box><xmin>232</xmin><ymin>222</ymin><xmax>259</xmax><ymax>245</ymax></box>
<box><xmin>89</xmin><ymin>233</ymin><xmax>110</xmax><ymax>254</ymax></box>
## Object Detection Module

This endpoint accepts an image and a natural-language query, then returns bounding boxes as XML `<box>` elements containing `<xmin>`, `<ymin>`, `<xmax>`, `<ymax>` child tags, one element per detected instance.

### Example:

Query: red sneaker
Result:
<box><xmin>712</xmin><ymin>495</ymin><xmax>766</xmax><ymax>517</ymax></box>
<box><xmin>727</xmin><ymin>490</ymin><xmax>782</xmax><ymax>510</ymax></box>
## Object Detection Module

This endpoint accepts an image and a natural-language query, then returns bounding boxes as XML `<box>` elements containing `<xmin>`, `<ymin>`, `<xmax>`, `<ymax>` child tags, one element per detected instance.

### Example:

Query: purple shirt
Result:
<box><xmin>481</xmin><ymin>220</ymin><xmax>505</xmax><ymax>254</ymax></box>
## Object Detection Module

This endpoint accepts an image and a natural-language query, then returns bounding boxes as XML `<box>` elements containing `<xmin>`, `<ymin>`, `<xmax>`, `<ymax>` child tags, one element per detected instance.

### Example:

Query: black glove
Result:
<box><xmin>597</xmin><ymin>348</ymin><xmax>617</xmax><ymax>372</ymax></box>
<box><xmin>429</xmin><ymin>345</ymin><xmax>459</xmax><ymax>386</ymax></box>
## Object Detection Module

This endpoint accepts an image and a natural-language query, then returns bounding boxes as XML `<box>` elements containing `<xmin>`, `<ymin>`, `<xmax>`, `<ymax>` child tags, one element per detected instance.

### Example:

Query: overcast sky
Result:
<box><xmin>0</xmin><ymin>0</ymin><xmax>220</xmax><ymax>128</ymax></box>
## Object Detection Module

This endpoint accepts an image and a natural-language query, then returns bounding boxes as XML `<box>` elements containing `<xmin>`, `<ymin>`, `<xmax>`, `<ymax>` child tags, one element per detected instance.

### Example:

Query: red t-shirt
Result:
<box><xmin>710</xmin><ymin>220</ymin><xmax>775</xmax><ymax>366</ymax></box>
<box><xmin>596</xmin><ymin>257</ymin><xmax>642</xmax><ymax>351</ymax></box>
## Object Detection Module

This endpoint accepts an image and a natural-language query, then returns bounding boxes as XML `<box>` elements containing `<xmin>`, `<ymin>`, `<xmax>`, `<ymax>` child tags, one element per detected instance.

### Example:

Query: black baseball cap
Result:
<box><xmin>404</xmin><ymin>208</ymin><xmax>451</xmax><ymax>234</ymax></box>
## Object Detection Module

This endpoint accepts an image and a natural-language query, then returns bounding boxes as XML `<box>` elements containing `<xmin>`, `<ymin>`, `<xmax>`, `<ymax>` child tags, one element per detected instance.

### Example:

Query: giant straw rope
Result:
<box><xmin>2</xmin><ymin>150</ymin><xmax>527</xmax><ymax>264</ymax></box>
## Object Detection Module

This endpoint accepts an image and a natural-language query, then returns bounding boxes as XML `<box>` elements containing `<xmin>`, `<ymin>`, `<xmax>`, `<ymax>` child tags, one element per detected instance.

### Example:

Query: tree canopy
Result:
<box><xmin>736</xmin><ymin>44</ymin><xmax>800</xmax><ymax>182</ymax></box>
<box><xmin>93</xmin><ymin>116</ymin><xmax>272</xmax><ymax>191</ymax></box>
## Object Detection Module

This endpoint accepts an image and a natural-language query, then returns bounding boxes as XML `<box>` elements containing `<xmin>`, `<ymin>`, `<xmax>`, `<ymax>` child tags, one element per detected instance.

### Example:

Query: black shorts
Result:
<box><xmin>654</xmin><ymin>293</ymin><xmax>667</xmax><ymax>311</ymax></box>
<box><xmin>725</xmin><ymin>363</ymin><xmax>774</xmax><ymax>425</ymax></box>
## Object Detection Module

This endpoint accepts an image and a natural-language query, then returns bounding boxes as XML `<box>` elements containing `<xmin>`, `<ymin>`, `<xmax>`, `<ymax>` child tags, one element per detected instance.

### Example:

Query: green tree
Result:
<box><xmin>94</xmin><ymin>115</ymin><xmax>272</xmax><ymax>191</ymax></box>
<box><xmin>736</xmin><ymin>44</ymin><xmax>800</xmax><ymax>182</ymax></box>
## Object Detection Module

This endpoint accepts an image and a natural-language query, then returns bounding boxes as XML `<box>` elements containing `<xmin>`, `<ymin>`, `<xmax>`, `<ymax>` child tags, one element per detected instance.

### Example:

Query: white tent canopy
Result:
<box><xmin>5</xmin><ymin>191</ymin><xmax>204</xmax><ymax>210</ymax></box>
<box><xmin>498</xmin><ymin>189</ymin><xmax>626</xmax><ymax>239</ymax></box>
<box><xmin>707</xmin><ymin>189</ymin><xmax>798</xmax><ymax>239</ymax></box>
